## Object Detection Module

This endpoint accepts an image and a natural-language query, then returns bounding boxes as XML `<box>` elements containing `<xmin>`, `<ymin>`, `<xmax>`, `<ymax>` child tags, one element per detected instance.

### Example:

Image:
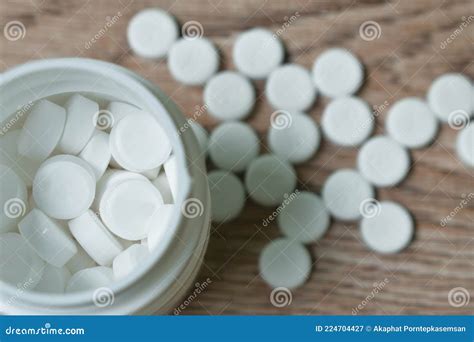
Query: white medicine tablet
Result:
<box><xmin>79</xmin><ymin>131</ymin><xmax>111</xmax><ymax>180</ymax></box>
<box><xmin>0</xmin><ymin>165</ymin><xmax>28</xmax><ymax>233</ymax></box>
<box><xmin>259</xmin><ymin>238</ymin><xmax>311</xmax><ymax>289</ymax></box>
<box><xmin>360</xmin><ymin>201</ymin><xmax>414</xmax><ymax>254</ymax></box>
<box><xmin>58</xmin><ymin>94</ymin><xmax>98</xmax><ymax>155</ymax></box>
<box><xmin>266</xmin><ymin>64</ymin><xmax>317</xmax><ymax>112</ymax></box>
<box><xmin>208</xmin><ymin>170</ymin><xmax>246</xmax><ymax>223</ymax></box>
<box><xmin>18</xmin><ymin>208</ymin><xmax>78</xmax><ymax>267</ymax></box>
<box><xmin>113</xmin><ymin>244</ymin><xmax>149</xmax><ymax>280</ymax></box>
<box><xmin>168</xmin><ymin>38</ymin><xmax>219</xmax><ymax>85</ymax></box>
<box><xmin>268</xmin><ymin>111</ymin><xmax>320</xmax><ymax>163</ymax></box>
<box><xmin>146</xmin><ymin>204</ymin><xmax>174</xmax><ymax>252</ymax></box>
<box><xmin>66</xmin><ymin>266</ymin><xmax>114</xmax><ymax>293</ymax></box>
<box><xmin>17</xmin><ymin>100</ymin><xmax>66</xmax><ymax>163</ymax></box>
<box><xmin>204</xmin><ymin>71</ymin><xmax>255</xmax><ymax>121</ymax></box>
<box><xmin>456</xmin><ymin>123</ymin><xmax>474</xmax><ymax>167</ymax></box>
<box><xmin>209</xmin><ymin>122</ymin><xmax>259</xmax><ymax>172</ymax></box>
<box><xmin>277</xmin><ymin>191</ymin><xmax>330</xmax><ymax>243</ymax></box>
<box><xmin>106</xmin><ymin>101</ymin><xmax>143</xmax><ymax>129</ymax></box>
<box><xmin>321</xmin><ymin>97</ymin><xmax>373</xmax><ymax>146</ymax></box>
<box><xmin>357</xmin><ymin>136</ymin><xmax>411</xmax><ymax>187</ymax></box>
<box><xmin>189</xmin><ymin>121</ymin><xmax>209</xmax><ymax>155</ymax></box>
<box><xmin>66</xmin><ymin>244</ymin><xmax>97</xmax><ymax>274</ymax></box>
<box><xmin>0</xmin><ymin>232</ymin><xmax>44</xmax><ymax>288</ymax></box>
<box><xmin>152</xmin><ymin>172</ymin><xmax>174</xmax><ymax>204</ymax></box>
<box><xmin>34</xmin><ymin>265</ymin><xmax>71</xmax><ymax>293</ymax></box>
<box><xmin>100</xmin><ymin>178</ymin><xmax>164</xmax><ymax>240</ymax></box>
<box><xmin>233</xmin><ymin>27</ymin><xmax>284</xmax><ymax>79</ymax></box>
<box><xmin>322</xmin><ymin>169</ymin><xmax>374</xmax><ymax>221</ymax></box>
<box><xmin>127</xmin><ymin>8</ymin><xmax>179</xmax><ymax>58</ymax></box>
<box><xmin>427</xmin><ymin>73</ymin><xmax>473</xmax><ymax>122</ymax></box>
<box><xmin>69</xmin><ymin>210</ymin><xmax>123</xmax><ymax>266</ymax></box>
<box><xmin>245</xmin><ymin>154</ymin><xmax>297</xmax><ymax>206</ymax></box>
<box><xmin>312</xmin><ymin>48</ymin><xmax>364</xmax><ymax>98</ymax></box>
<box><xmin>163</xmin><ymin>155</ymin><xmax>179</xmax><ymax>202</ymax></box>
<box><xmin>386</xmin><ymin>97</ymin><xmax>439</xmax><ymax>148</ymax></box>
<box><xmin>110</xmin><ymin>114</ymin><xmax>172</xmax><ymax>172</ymax></box>
<box><xmin>33</xmin><ymin>155</ymin><xmax>96</xmax><ymax>220</ymax></box>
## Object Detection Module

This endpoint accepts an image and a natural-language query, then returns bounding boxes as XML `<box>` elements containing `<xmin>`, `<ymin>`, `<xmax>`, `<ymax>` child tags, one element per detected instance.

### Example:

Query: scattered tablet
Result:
<box><xmin>456</xmin><ymin>123</ymin><xmax>474</xmax><ymax>167</ymax></box>
<box><xmin>208</xmin><ymin>170</ymin><xmax>246</xmax><ymax>223</ymax></box>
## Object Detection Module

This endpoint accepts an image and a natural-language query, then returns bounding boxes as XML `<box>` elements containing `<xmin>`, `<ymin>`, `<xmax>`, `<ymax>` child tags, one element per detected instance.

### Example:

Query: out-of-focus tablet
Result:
<box><xmin>106</xmin><ymin>102</ymin><xmax>143</xmax><ymax>130</ymax></box>
<box><xmin>168</xmin><ymin>38</ymin><xmax>219</xmax><ymax>85</ymax></box>
<box><xmin>233</xmin><ymin>27</ymin><xmax>284</xmax><ymax>79</ymax></box>
<box><xmin>127</xmin><ymin>8</ymin><xmax>179</xmax><ymax>58</ymax></box>
<box><xmin>321</xmin><ymin>97</ymin><xmax>373</xmax><ymax>146</ymax></box>
<box><xmin>79</xmin><ymin>131</ymin><xmax>111</xmax><ymax>180</ymax></box>
<box><xmin>66</xmin><ymin>244</ymin><xmax>97</xmax><ymax>274</ymax></box>
<box><xmin>357</xmin><ymin>136</ymin><xmax>411</xmax><ymax>187</ymax></box>
<box><xmin>277</xmin><ymin>191</ymin><xmax>330</xmax><ymax>243</ymax></box>
<box><xmin>208</xmin><ymin>170</ymin><xmax>245</xmax><ymax>223</ymax></box>
<box><xmin>163</xmin><ymin>155</ymin><xmax>178</xmax><ymax>202</ymax></box>
<box><xmin>189</xmin><ymin>121</ymin><xmax>209</xmax><ymax>155</ymax></box>
<box><xmin>0</xmin><ymin>232</ymin><xmax>44</xmax><ymax>288</ymax></box>
<box><xmin>386</xmin><ymin>97</ymin><xmax>439</xmax><ymax>148</ymax></box>
<box><xmin>110</xmin><ymin>114</ymin><xmax>172</xmax><ymax>172</ymax></box>
<box><xmin>113</xmin><ymin>244</ymin><xmax>149</xmax><ymax>280</ymax></box>
<box><xmin>18</xmin><ymin>208</ymin><xmax>78</xmax><ymax>267</ymax></box>
<box><xmin>17</xmin><ymin>100</ymin><xmax>66</xmax><ymax>162</ymax></box>
<box><xmin>204</xmin><ymin>71</ymin><xmax>255</xmax><ymax>121</ymax></box>
<box><xmin>456</xmin><ymin>123</ymin><xmax>474</xmax><ymax>167</ymax></box>
<box><xmin>209</xmin><ymin>122</ymin><xmax>259</xmax><ymax>172</ymax></box>
<box><xmin>268</xmin><ymin>111</ymin><xmax>320</xmax><ymax>163</ymax></box>
<box><xmin>427</xmin><ymin>73</ymin><xmax>473</xmax><ymax>122</ymax></box>
<box><xmin>66</xmin><ymin>266</ymin><xmax>114</xmax><ymax>293</ymax></box>
<box><xmin>146</xmin><ymin>204</ymin><xmax>174</xmax><ymax>252</ymax></box>
<box><xmin>152</xmin><ymin>172</ymin><xmax>174</xmax><ymax>204</ymax></box>
<box><xmin>33</xmin><ymin>155</ymin><xmax>96</xmax><ymax>220</ymax></box>
<box><xmin>34</xmin><ymin>265</ymin><xmax>71</xmax><ymax>293</ymax></box>
<box><xmin>322</xmin><ymin>169</ymin><xmax>375</xmax><ymax>221</ymax></box>
<box><xmin>266</xmin><ymin>64</ymin><xmax>316</xmax><ymax>112</ymax></box>
<box><xmin>259</xmin><ymin>238</ymin><xmax>311</xmax><ymax>289</ymax></box>
<box><xmin>360</xmin><ymin>201</ymin><xmax>413</xmax><ymax>254</ymax></box>
<box><xmin>69</xmin><ymin>210</ymin><xmax>123</xmax><ymax>266</ymax></box>
<box><xmin>312</xmin><ymin>48</ymin><xmax>364</xmax><ymax>98</ymax></box>
<box><xmin>245</xmin><ymin>154</ymin><xmax>297</xmax><ymax>206</ymax></box>
<box><xmin>0</xmin><ymin>165</ymin><xmax>28</xmax><ymax>233</ymax></box>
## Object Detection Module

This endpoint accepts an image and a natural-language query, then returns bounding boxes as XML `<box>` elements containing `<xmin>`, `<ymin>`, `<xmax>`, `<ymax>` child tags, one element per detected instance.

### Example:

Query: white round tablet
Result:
<box><xmin>106</xmin><ymin>101</ymin><xmax>143</xmax><ymax>130</ymax></box>
<box><xmin>127</xmin><ymin>8</ymin><xmax>179</xmax><ymax>58</ymax></box>
<box><xmin>113</xmin><ymin>244</ymin><xmax>149</xmax><ymax>280</ymax></box>
<box><xmin>100</xmin><ymin>178</ymin><xmax>164</xmax><ymax>240</ymax></box>
<box><xmin>204</xmin><ymin>71</ymin><xmax>255</xmax><ymax>121</ymax></box>
<box><xmin>357</xmin><ymin>136</ymin><xmax>411</xmax><ymax>187</ymax></box>
<box><xmin>360</xmin><ymin>201</ymin><xmax>413</xmax><ymax>254</ymax></box>
<box><xmin>312</xmin><ymin>48</ymin><xmax>364</xmax><ymax>98</ymax></box>
<box><xmin>17</xmin><ymin>100</ymin><xmax>66</xmax><ymax>163</ymax></box>
<box><xmin>322</xmin><ymin>169</ymin><xmax>375</xmax><ymax>221</ymax></box>
<box><xmin>189</xmin><ymin>121</ymin><xmax>209</xmax><ymax>155</ymax></box>
<box><xmin>69</xmin><ymin>210</ymin><xmax>123</xmax><ymax>266</ymax></box>
<box><xmin>277</xmin><ymin>191</ymin><xmax>330</xmax><ymax>243</ymax></box>
<box><xmin>208</xmin><ymin>122</ymin><xmax>259</xmax><ymax>172</ymax></box>
<box><xmin>79</xmin><ymin>131</ymin><xmax>111</xmax><ymax>180</ymax></box>
<box><xmin>110</xmin><ymin>114</ymin><xmax>172</xmax><ymax>172</ymax></box>
<box><xmin>233</xmin><ymin>27</ymin><xmax>284</xmax><ymax>79</ymax></box>
<box><xmin>259</xmin><ymin>238</ymin><xmax>311</xmax><ymax>289</ymax></box>
<box><xmin>456</xmin><ymin>123</ymin><xmax>474</xmax><ymax>167</ymax></box>
<box><xmin>66</xmin><ymin>244</ymin><xmax>97</xmax><ymax>274</ymax></box>
<box><xmin>208</xmin><ymin>170</ymin><xmax>246</xmax><ymax>223</ymax></box>
<box><xmin>18</xmin><ymin>208</ymin><xmax>78</xmax><ymax>267</ymax></box>
<box><xmin>0</xmin><ymin>232</ymin><xmax>44</xmax><ymax>288</ymax></box>
<box><xmin>427</xmin><ymin>73</ymin><xmax>473</xmax><ymax>122</ymax></box>
<box><xmin>146</xmin><ymin>204</ymin><xmax>174</xmax><ymax>252</ymax></box>
<box><xmin>66</xmin><ymin>266</ymin><xmax>114</xmax><ymax>293</ymax></box>
<box><xmin>152</xmin><ymin>172</ymin><xmax>174</xmax><ymax>204</ymax></box>
<box><xmin>163</xmin><ymin>155</ymin><xmax>178</xmax><ymax>202</ymax></box>
<box><xmin>0</xmin><ymin>165</ymin><xmax>28</xmax><ymax>233</ymax></box>
<box><xmin>168</xmin><ymin>38</ymin><xmax>219</xmax><ymax>85</ymax></box>
<box><xmin>266</xmin><ymin>64</ymin><xmax>317</xmax><ymax>112</ymax></box>
<box><xmin>321</xmin><ymin>96</ymin><xmax>373</xmax><ymax>146</ymax></box>
<box><xmin>33</xmin><ymin>155</ymin><xmax>96</xmax><ymax>220</ymax></box>
<box><xmin>34</xmin><ymin>265</ymin><xmax>71</xmax><ymax>293</ymax></box>
<box><xmin>245</xmin><ymin>154</ymin><xmax>297</xmax><ymax>207</ymax></box>
<box><xmin>268</xmin><ymin>111</ymin><xmax>320</xmax><ymax>163</ymax></box>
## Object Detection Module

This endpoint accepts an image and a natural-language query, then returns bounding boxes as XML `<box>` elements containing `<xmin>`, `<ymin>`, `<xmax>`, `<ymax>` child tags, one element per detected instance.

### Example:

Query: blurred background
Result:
<box><xmin>1</xmin><ymin>0</ymin><xmax>473</xmax><ymax>315</ymax></box>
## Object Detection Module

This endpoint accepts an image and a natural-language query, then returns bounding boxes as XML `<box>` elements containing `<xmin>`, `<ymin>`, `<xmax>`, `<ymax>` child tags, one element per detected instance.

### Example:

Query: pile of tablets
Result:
<box><xmin>0</xmin><ymin>94</ymin><xmax>176</xmax><ymax>293</ymax></box>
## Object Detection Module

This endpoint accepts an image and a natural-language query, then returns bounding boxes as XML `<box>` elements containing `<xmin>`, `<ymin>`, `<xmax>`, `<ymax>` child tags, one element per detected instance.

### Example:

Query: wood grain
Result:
<box><xmin>1</xmin><ymin>0</ymin><xmax>473</xmax><ymax>315</ymax></box>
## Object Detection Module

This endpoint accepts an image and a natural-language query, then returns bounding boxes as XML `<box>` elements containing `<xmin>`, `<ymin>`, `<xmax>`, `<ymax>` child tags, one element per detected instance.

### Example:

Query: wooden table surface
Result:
<box><xmin>1</xmin><ymin>0</ymin><xmax>473</xmax><ymax>315</ymax></box>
